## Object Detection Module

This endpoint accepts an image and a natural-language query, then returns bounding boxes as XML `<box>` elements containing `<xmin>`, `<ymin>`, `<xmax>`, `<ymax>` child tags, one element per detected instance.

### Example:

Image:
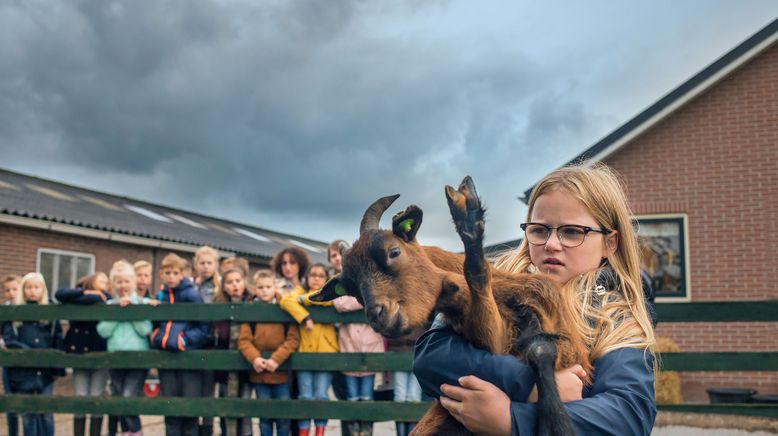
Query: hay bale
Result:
<box><xmin>655</xmin><ymin>336</ymin><xmax>683</xmax><ymax>404</ymax></box>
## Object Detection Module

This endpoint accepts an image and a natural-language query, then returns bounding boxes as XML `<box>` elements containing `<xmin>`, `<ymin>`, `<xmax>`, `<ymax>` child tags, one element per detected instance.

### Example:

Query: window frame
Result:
<box><xmin>36</xmin><ymin>248</ymin><xmax>96</xmax><ymax>301</ymax></box>
<box><xmin>635</xmin><ymin>214</ymin><xmax>691</xmax><ymax>302</ymax></box>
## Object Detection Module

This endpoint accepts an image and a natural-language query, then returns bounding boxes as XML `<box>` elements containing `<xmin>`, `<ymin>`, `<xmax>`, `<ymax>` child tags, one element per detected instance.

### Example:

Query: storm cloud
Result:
<box><xmin>1</xmin><ymin>1</ymin><xmax>776</xmax><ymax>249</ymax></box>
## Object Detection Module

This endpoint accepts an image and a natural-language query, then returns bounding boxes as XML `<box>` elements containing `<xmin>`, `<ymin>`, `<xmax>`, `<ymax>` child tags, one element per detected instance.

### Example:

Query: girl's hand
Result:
<box><xmin>252</xmin><ymin>357</ymin><xmax>266</xmax><ymax>373</ymax></box>
<box><xmin>556</xmin><ymin>364</ymin><xmax>586</xmax><ymax>403</ymax></box>
<box><xmin>265</xmin><ymin>358</ymin><xmax>279</xmax><ymax>372</ymax></box>
<box><xmin>304</xmin><ymin>319</ymin><xmax>314</xmax><ymax>331</ymax></box>
<box><xmin>118</xmin><ymin>296</ymin><xmax>132</xmax><ymax>307</ymax></box>
<box><xmin>84</xmin><ymin>290</ymin><xmax>106</xmax><ymax>301</ymax></box>
<box><xmin>439</xmin><ymin>375</ymin><xmax>511</xmax><ymax>436</ymax></box>
<box><xmin>148</xmin><ymin>299</ymin><xmax>161</xmax><ymax>307</ymax></box>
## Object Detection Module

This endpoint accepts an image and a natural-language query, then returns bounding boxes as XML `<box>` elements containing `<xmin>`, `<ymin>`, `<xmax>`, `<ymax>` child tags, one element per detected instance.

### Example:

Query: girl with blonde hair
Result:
<box><xmin>414</xmin><ymin>163</ymin><xmax>657</xmax><ymax>435</ymax></box>
<box><xmin>3</xmin><ymin>273</ymin><xmax>63</xmax><ymax>436</ymax></box>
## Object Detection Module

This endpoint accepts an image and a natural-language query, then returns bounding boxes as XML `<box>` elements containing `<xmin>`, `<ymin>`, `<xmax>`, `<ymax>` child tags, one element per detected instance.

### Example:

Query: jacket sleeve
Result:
<box><xmin>333</xmin><ymin>296</ymin><xmax>363</xmax><ymax>313</ymax></box>
<box><xmin>97</xmin><ymin>321</ymin><xmax>119</xmax><ymax>339</ymax></box>
<box><xmin>2</xmin><ymin>323</ymin><xmax>28</xmax><ymax>349</ymax></box>
<box><xmin>270</xmin><ymin>323</ymin><xmax>300</xmax><ymax>365</ymax></box>
<box><xmin>182</xmin><ymin>321</ymin><xmax>211</xmax><ymax>350</ymax></box>
<box><xmin>280</xmin><ymin>291</ymin><xmax>311</xmax><ymax>324</ymax></box>
<box><xmin>413</xmin><ymin>319</ymin><xmax>536</xmax><ymax>402</ymax></box>
<box><xmin>132</xmin><ymin>321</ymin><xmax>153</xmax><ymax>337</ymax></box>
<box><xmin>510</xmin><ymin>348</ymin><xmax>656</xmax><ymax>436</ymax></box>
<box><xmin>238</xmin><ymin>323</ymin><xmax>261</xmax><ymax>363</ymax></box>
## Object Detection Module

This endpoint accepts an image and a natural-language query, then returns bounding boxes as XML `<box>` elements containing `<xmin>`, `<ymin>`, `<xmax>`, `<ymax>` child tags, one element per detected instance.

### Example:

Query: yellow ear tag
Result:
<box><xmin>335</xmin><ymin>283</ymin><xmax>346</xmax><ymax>296</ymax></box>
<box><xmin>398</xmin><ymin>219</ymin><xmax>414</xmax><ymax>234</ymax></box>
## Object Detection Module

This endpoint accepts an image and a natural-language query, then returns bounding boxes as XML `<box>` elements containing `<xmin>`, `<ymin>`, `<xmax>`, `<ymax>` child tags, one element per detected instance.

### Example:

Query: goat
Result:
<box><xmin>310</xmin><ymin>176</ymin><xmax>591</xmax><ymax>436</ymax></box>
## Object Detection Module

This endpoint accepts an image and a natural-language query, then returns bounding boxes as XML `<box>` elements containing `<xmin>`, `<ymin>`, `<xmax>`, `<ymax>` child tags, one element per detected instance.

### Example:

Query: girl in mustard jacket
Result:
<box><xmin>280</xmin><ymin>263</ymin><xmax>337</xmax><ymax>436</ymax></box>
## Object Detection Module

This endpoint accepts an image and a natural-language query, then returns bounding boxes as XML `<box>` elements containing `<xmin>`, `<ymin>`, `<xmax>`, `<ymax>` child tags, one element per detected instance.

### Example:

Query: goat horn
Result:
<box><xmin>360</xmin><ymin>194</ymin><xmax>400</xmax><ymax>234</ymax></box>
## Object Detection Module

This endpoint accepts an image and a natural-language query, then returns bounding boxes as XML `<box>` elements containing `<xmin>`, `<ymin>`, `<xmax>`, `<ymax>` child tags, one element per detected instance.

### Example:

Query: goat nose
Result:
<box><xmin>366</xmin><ymin>305</ymin><xmax>385</xmax><ymax>322</ymax></box>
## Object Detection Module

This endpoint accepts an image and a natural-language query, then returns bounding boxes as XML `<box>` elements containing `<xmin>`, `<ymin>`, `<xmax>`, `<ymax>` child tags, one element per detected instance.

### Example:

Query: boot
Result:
<box><xmin>358</xmin><ymin>422</ymin><xmax>373</xmax><ymax>436</ymax></box>
<box><xmin>74</xmin><ymin>417</ymin><xmax>87</xmax><ymax>436</ymax></box>
<box><xmin>89</xmin><ymin>416</ymin><xmax>104</xmax><ymax>436</ymax></box>
<box><xmin>314</xmin><ymin>426</ymin><xmax>326</xmax><ymax>436</ymax></box>
<box><xmin>298</xmin><ymin>429</ymin><xmax>309</xmax><ymax>436</ymax></box>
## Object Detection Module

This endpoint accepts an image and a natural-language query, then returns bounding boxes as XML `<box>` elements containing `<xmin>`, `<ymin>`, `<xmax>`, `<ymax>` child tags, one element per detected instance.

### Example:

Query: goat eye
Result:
<box><xmin>389</xmin><ymin>247</ymin><xmax>401</xmax><ymax>259</ymax></box>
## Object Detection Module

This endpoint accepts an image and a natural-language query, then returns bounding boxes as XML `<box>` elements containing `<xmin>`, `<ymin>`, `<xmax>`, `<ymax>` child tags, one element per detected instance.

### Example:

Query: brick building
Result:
<box><xmin>0</xmin><ymin>168</ymin><xmax>329</xmax><ymax>295</ymax></box>
<box><xmin>521</xmin><ymin>18</ymin><xmax>778</xmax><ymax>401</ymax></box>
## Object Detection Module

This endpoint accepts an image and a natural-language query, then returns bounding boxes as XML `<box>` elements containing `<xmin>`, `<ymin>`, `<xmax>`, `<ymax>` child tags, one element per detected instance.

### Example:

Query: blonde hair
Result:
<box><xmin>252</xmin><ymin>269</ymin><xmax>275</xmax><ymax>283</ymax></box>
<box><xmin>133</xmin><ymin>260</ymin><xmax>152</xmax><ymax>273</ymax></box>
<box><xmin>161</xmin><ymin>253</ymin><xmax>187</xmax><ymax>271</ymax></box>
<box><xmin>495</xmin><ymin>163</ymin><xmax>655</xmax><ymax>359</ymax></box>
<box><xmin>195</xmin><ymin>246</ymin><xmax>221</xmax><ymax>291</ymax></box>
<box><xmin>109</xmin><ymin>260</ymin><xmax>137</xmax><ymax>297</ymax></box>
<box><xmin>16</xmin><ymin>272</ymin><xmax>49</xmax><ymax>305</ymax></box>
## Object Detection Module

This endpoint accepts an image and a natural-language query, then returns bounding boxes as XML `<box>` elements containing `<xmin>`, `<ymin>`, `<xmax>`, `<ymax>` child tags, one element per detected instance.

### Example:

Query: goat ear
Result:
<box><xmin>307</xmin><ymin>275</ymin><xmax>347</xmax><ymax>304</ymax></box>
<box><xmin>391</xmin><ymin>205</ymin><xmax>423</xmax><ymax>242</ymax></box>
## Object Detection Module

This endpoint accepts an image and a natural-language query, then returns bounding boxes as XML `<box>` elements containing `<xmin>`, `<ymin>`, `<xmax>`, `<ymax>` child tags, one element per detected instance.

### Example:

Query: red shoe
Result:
<box><xmin>315</xmin><ymin>425</ymin><xmax>326</xmax><ymax>436</ymax></box>
<box><xmin>298</xmin><ymin>429</ymin><xmax>309</xmax><ymax>436</ymax></box>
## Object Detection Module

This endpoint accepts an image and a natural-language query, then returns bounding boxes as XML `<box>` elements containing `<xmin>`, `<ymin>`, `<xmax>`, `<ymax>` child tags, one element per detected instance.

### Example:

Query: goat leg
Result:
<box><xmin>512</xmin><ymin>305</ymin><xmax>575</xmax><ymax>436</ymax></box>
<box><xmin>446</xmin><ymin>176</ymin><xmax>508</xmax><ymax>353</ymax></box>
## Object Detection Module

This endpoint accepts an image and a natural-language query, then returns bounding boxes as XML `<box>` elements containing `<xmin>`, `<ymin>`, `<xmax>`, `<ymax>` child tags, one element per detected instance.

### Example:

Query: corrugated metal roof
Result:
<box><xmin>0</xmin><ymin>168</ymin><xmax>328</xmax><ymax>262</ymax></box>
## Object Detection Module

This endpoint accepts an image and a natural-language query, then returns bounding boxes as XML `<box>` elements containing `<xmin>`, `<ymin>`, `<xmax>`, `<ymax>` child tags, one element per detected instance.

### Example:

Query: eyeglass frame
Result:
<box><xmin>519</xmin><ymin>222</ymin><xmax>613</xmax><ymax>248</ymax></box>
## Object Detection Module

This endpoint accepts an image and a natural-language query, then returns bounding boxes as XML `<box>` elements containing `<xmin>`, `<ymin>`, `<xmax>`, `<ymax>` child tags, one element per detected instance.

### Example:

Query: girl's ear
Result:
<box><xmin>604</xmin><ymin>231</ymin><xmax>619</xmax><ymax>257</ymax></box>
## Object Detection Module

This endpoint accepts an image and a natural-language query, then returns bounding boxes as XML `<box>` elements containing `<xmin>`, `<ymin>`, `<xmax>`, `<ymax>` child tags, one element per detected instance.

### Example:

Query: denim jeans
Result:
<box><xmin>109</xmin><ymin>369</ymin><xmax>147</xmax><ymax>433</ymax></box>
<box><xmin>255</xmin><ymin>383</ymin><xmax>291</xmax><ymax>436</ymax></box>
<box><xmin>392</xmin><ymin>371</ymin><xmax>421</xmax><ymax>402</ymax></box>
<box><xmin>20</xmin><ymin>382</ymin><xmax>54</xmax><ymax>436</ymax></box>
<box><xmin>73</xmin><ymin>368</ymin><xmax>109</xmax><ymax>418</ymax></box>
<box><xmin>296</xmin><ymin>371</ymin><xmax>333</xmax><ymax>429</ymax></box>
<box><xmin>3</xmin><ymin>367</ymin><xmax>19</xmax><ymax>436</ymax></box>
<box><xmin>344</xmin><ymin>374</ymin><xmax>375</xmax><ymax>401</ymax></box>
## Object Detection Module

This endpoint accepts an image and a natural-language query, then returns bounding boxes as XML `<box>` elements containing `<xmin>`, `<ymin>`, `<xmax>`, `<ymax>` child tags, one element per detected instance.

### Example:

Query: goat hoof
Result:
<box><xmin>445</xmin><ymin>176</ymin><xmax>485</xmax><ymax>245</ymax></box>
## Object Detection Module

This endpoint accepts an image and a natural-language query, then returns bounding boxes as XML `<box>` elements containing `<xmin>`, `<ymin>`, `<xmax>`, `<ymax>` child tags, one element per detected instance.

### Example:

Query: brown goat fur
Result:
<box><xmin>311</xmin><ymin>177</ymin><xmax>592</xmax><ymax>435</ymax></box>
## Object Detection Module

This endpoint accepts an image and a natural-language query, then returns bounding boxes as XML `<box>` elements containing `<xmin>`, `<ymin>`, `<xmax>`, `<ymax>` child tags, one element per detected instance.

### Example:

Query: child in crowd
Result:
<box><xmin>1</xmin><ymin>275</ymin><xmax>21</xmax><ymax>436</ymax></box>
<box><xmin>3</xmin><ymin>273</ymin><xmax>64</xmax><ymax>436</ymax></box>
<box><xmin>194</xmin><ymin>246</ymin><xmax>220</xmax><ymax>436</ymax></box>
<box><xmin>272</xmin><ymin>248</ymin><xmax>310</xmax><ymax>296</ymax></box>
<box><xmin>133</xmin><ymin>261</ymin><xmax>154</xmax><ymax>300</ymax></box>
<box><xmin>333</xmin><ymin>291</ymin><xmax>385</xmax><ymax>436</ymax></box>
<box><xmin>221</xmin><ymin>256</ymin><xmax>250</xmax><ymax>278</ymax></box>
<box><xmin>212</xmin><ymin>268</ymin><xmax>253</xmax><ymax>436</ymax></box>
<box><xmin>150</xmin><ymin>253</ymin><xmax>210</xmax><ymax>436</ymax></box>
<box><xmin>56</xmin><ymin>272</ymin><xmax>112</xmax><ymax>436</ymax></box>
<box><xmin>280</xmin><ymin>264</ymin><xmax>337</xmax><ymax>436</ymax></box>
<box><xmin>97</xmin><ymin>260</ymin><xmax>159</xmax><ymax>436</ymax></box>
<box><xmin>239</xmin><ymin>269</ymin><xmax>300</xmax><ymax>436</ymax></box>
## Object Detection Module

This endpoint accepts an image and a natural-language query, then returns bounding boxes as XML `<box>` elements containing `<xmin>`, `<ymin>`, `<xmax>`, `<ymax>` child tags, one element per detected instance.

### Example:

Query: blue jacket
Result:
<box><xmin>2</xmin><ymin>317</ymin><xmax>65</xmax><ymax>393</ymax></box>
<box><xmin>149</xmin><ymin>278</ymin><xmax>210</xmax><ymax>352</ymax></box>
<box><xmin>413</xmin><ymin>318</ymin><xmax>656</xmax><ymax>436</ymax></box>
<box><xmin>55</xmin><ymin>287</ymin><xmax>112</xmax><ymax>354</ymax></box>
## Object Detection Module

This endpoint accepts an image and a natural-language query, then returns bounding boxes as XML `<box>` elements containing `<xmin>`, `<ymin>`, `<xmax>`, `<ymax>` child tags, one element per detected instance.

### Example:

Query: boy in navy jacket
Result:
<box><xmin>150</xmin><ymin>253</ymin><xmax>210</xmax><ymax>436</ymax></box>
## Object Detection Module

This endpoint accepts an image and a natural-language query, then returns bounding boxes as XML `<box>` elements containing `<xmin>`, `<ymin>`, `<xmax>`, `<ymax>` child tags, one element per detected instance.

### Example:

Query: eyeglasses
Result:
<box><xmin>520</xmin><ymin>222</ymin><xmax>612</xmax><ymax>248</ymax></box>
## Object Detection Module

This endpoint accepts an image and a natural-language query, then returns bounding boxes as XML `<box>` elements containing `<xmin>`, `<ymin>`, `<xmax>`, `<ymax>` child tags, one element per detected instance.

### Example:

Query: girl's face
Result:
<box><xmin>528</xmin><ymin>190</ymin><xmax>617</xmax><ymax>285</ymax></box>
<box><xmin>112</xmin><ymin>274</ymin><xmax>135</xmax><ymax>297</ymax></box>
<box><xmin>23</xmin><ymin>279</ymin><xmax>45</xmax><ymax>303</ymax></box>
<box><xmin>196</xmin><ymin>253</ymin><xmax>216</xmax><ymax>279</ymax></box>
<box><xmin>306</xmin><ymin>267</ymin><xmax>328</xmax><ymax>291</ymax></box>
<box><xmin>222</xmin><ymin>272</ymin><xmax>246</xmax><ymax>301</ymax></box>
<box><xmin>95</xmin><ymin>273</ymin><xmax>110</xmax><ymax>292</ymax></box>
<box><xmin>328</xmin><ymin>248</ymin><xmax>342</xmax><ymax>273</ymax></box>
<box><xmin>281</xmin><ymin>253</ymin><xmax>299</xmax><ymax>281</ymax></box>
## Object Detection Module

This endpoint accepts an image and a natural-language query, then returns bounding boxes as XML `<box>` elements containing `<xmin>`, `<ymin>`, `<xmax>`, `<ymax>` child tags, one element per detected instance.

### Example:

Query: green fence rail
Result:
<box><xmin>0</xmin><ymin>301</ymin><xmax>776</xmax><ymax>421</ymax></box>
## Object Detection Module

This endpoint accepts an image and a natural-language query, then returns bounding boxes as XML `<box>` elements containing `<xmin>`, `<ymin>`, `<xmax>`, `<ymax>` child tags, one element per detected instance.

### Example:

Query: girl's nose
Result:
<box><xmin>544</xmin><ymin>230</ymin><xmax>563</xmax><ymax>251</ymax></box>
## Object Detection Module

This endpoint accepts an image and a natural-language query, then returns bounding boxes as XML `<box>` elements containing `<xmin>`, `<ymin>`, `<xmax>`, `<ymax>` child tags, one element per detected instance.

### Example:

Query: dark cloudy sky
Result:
<box><xmin>2</xmin><ymin>1</ymin><xmax>777</xmax><ymax>251</ymax></box>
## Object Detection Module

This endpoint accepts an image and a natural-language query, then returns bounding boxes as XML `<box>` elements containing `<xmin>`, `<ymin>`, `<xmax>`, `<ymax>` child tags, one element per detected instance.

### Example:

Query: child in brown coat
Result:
<box><xmin>239</xmin><ymin>270</ymin><xmax>300</xmax><ymax>436</ymax></box>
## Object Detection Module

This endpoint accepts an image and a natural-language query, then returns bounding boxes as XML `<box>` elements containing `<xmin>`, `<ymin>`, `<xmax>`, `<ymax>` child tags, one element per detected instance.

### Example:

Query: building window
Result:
<box><xmin>37</xmin><ymin>249</ymin><xmax>95</xmax><ymax>300</ymax></box>
<box><xmin>636</xmin><ymin>215</ymin><xmax>689</xmax><ymax>300</ymax></box>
